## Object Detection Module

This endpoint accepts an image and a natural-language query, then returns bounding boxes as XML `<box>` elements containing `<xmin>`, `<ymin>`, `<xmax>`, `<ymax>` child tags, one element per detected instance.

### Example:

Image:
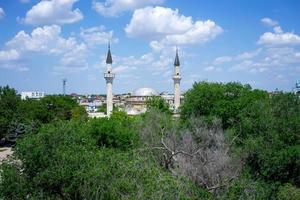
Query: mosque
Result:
<box><xmin>104</xmin><ymin>45</ymin><xmax>182</xmax><ymax>116</ymax></box>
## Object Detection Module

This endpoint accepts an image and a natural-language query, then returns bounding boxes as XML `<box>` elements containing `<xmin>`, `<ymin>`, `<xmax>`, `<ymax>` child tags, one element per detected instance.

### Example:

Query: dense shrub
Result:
<box><xmin>1</xmin><ymin>119</ymin><xmax>210</xmax><ymax>200</ymax></box>
<box><xmin>87</xmin><ymin>111</ymin><xmax>138</xmax><ymax>149</ymax></box>
<box><xmin>146</xmin><ymin>96</ymin><xmax>172</xmax><ymax>114</ymax></box>
<box><xmin>239</xmin><ymin>93</ymin><xmax>300</xmax><ymax>186</ymax></box>
<box><xmin>181</xmin><ymin>81</ymin><xmax>268</xmax><ymax>128</ymax></box>
<box><xmin>277</xmin><ymin>183</ymin><xmax>300</xmax><ymax>200</ymax></box>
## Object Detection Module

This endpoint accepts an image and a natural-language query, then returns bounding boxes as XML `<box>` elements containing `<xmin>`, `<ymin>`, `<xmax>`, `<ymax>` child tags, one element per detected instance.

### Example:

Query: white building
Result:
<box><xmin>21</xmin><ymin>91</ymin><xmax>45</xmax><ymax>100</ymax></box>
<box><xmin>125</xmin><ymin>87</ymin><xmax>159</xmax><ymax>115</ymax></box>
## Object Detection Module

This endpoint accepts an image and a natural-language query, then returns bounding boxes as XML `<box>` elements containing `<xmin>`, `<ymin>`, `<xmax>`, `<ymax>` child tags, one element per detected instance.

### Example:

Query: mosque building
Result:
<box><xmin>103</xmin><ymin>45</ymin><xmax>183</xmax><ymax>116</ymax></box>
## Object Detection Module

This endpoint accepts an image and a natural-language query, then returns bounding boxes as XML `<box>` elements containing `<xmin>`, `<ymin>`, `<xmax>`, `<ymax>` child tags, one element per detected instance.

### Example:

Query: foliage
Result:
<box><xmin>0</xmin><ymin>86</ymin><xmax>21</xmax><ymax>139</ymax></box>
<box><xmin>181</xmin><ymin>81</ymin><xmax>268</xmax><ymax>128</ymax></box>
<box><xmin>239</xmin><ymin>93</ymin><xmax>300</xmax><ymax>186</ymax></box>
<box><xmin>0</xmin><ymin>163</ymin><xmax>29</xmax><ymax>200</ymax></box>
<box><xmin>0</xmin><ymin>87</ymin><xmax>87</xmax><ymax>141</ymax></box>
<box><xmin>277</xmin><ymin>183</ymin><xmax>300</xmax><ymax>200</ymax></box>
<box><xmin>138</xmin><ymin>110</ymin><xmax>241</xmax><ymax>193</ymax></box>
<box><xmin>220</xmin><ymin>173</ymin><xmax>275</xmax><ymax>200</ymax></box>
<box><xmin>86</xmin><ymin>111</ymin><xmax>138</xmax><ymax>149</ymax></box>
<box><xmin>71</xmin><ymin>106</ymin><xmax>88</xmax><ymax>122</ymax></box>
<box><xmin>146</xmin><ymin>96</ymin><xmax>172</xmax><ymax>114</ymax></box>
<box><xmin>39</xmin><ymin>95</ymin><xmax>79</xmax><ymax>122</ymax></box>
<box><xmin>1</xmin><ymin>120</ymin><xmax>211</xmax><ymax>200</ymax></box>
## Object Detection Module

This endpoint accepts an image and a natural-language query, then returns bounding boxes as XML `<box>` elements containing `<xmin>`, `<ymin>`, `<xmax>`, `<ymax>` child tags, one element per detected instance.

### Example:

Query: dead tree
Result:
<box><xmin>138</xmin><ymin>111</ymin><xmax>242</xmax><ymax>193</ymax></box>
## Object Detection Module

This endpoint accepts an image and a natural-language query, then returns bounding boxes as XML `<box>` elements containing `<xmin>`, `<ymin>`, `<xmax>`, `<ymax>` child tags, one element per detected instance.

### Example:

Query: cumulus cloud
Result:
<box><xmin>0</xmin><ymin>7</ymin><xmax>5</xmax><ymax>19</ymax></box>
<box><xmin>0</xmin><ymin>49</ymin><xmax>19</xmax><ymax>61</ymax></box>
<box><xmin>5</xmin><ymin>25</ymin><xmax>88</xmax><ymax>73</ymax></box>
<box><xmin>236</xmin><ymin>48</ymin><xmax>262</xmax><ymax>60</ymax></box>
<box><xmin>0</xmin><ymin>49</ymin><xmax>28</xmax><ymax>71</ymax></box>
<box><xmin>125</xmin><ymin>7</ymin><xmax>223</xmax><ymax>47</ymax></box>
<box><xmin>20</xmin><ymin>0</ymin><xmax>83</xmax><ymax>25</ymax></box>
<box><xmin>80</xmin><ymin>26</ymin><xmax>118</xmax><ymax>46</ymax></box>
<box><xmin>261</xmin><ymin>17</ymin><xmax>278</xmax><ymax>27</ymax></box>
<box><xmin>54</xmin><ymin>43</ymin><xmax>88</xmax><ymax>73</ymax></box>
<box><xmin>92</xmin><ymin>0</ymin><xmax>164</xmax><ymax>17</ymax></box>
<box><xmin>258</xmin><ymin>26</ymin><xmax>300</xmax><ymax>46</ymax></box>
<box><xmin>6</xmin><ymin>25</ymin><xmax>81</xmax><ymax>54</ymax></box>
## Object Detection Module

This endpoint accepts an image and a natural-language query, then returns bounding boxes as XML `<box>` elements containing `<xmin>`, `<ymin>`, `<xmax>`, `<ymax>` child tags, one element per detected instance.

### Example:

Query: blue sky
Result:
<box><xmin>0</xmin><ymin>0</ymin><xmax>299</xmax><ymax>94</ymax></box>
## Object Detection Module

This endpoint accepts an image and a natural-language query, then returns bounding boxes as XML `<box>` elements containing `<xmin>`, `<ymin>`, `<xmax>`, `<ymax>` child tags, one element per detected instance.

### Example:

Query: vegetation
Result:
<box><xmin>1</xmin><ymin>82</ymin><xmax>299</xmax><ymax>199</ymax></box>
<box><xmin>0</xmin><ymin>86</ymin><xmax>87</xmax><ymax>143</ymax></box>
<box><xmin>146</xmin><ymin>96</ymin><xmax>172</xmax><ymax>114</ymax></box>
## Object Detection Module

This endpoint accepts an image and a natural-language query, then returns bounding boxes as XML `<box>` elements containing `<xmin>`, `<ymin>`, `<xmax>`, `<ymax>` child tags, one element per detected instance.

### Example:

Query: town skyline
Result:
<box><xmin>0</xmin><ymin>0</ymin><xmax>300</xmax><ymax>94</ymax></box>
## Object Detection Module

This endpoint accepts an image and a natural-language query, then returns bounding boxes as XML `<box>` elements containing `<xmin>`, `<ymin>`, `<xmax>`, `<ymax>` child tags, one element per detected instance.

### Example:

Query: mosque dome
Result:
<box><xmin>132</xmin><ymin>87</ymin><xmax>159</xmax><ymax>96</ymax></box>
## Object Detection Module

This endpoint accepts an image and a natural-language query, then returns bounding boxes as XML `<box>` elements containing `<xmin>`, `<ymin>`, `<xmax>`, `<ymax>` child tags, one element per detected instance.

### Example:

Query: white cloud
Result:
<box><xmin>6</xmin><ymin>25</ymin><xmax>80</xmax><ymax>54</ymax></box>
<box><xmin>261</xmin><ymin>17</ymin><xmax>278</xmax><ymax>27</ymax></box>
<box><xmin>204</xmin><ymin>65</ymin><xmax>222</xmax><ymax>72</ymax></box>
<box><xmin>213</xmin><ymin>56</ymin><xmax>232</xmax><ymax>65</ymax></box>
<box><xmin>5</xmin><ymin>25</ymin><xmax>88</xmax><ymax>73</ymax></box>
<box><xmin>92</xmin><ymin>0</ymin><xmax>164</xmax><ymax>17</ymax></box>
<box><xmin>0</xmin><ymin>49</ymin><xmax>28</xmax><ymax>72</ymax></box>
<box><xmin>80</xmin><ymin>26</ymin><xmax>118</xmax><ymax>46</ymax></box>
<box><xmin>0</xmin><ymin>7</ymin><xmax>5</xmax><ymax>19</ymax></box>
<box><xmin>21</xmin><ymin>0</ymin><xmax>83</xmax><ymax>25</ymax></box>
<box><xmin>230</xmin><ymin>60</ymin><xmax>268</xmax><ymax>73</ymax></box>
<box><xmin>125</xmin><ymin>7</ymin><xmax>223</xmax><ymax>47</ymax></box>
<box><xmin>55</xmin><ymin>43</ymin><xmax>88</xmax><ymax>73</ymax></box>
<box><xmin>236</xmin><ymin>48</ymin><xmax>261</xmax><ymax>60</ymax></box>
<box><xmin>0</xmin><ymin>49</ymin><xmax>19</xmax><ymax>61</ymax></box>
<box><xmin>258</xmin><ymin>26</ymin><xmax>300</xmax><ymax>46</ymax></box>
<box><xmin>113</xmin><ymin>65</ymin><xmax>130</xmax><ymax>73</ymax></box>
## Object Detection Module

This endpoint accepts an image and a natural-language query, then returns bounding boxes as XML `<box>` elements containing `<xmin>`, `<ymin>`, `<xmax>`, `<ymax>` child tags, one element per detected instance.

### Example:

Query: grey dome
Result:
<box><xmin>132</xmin><ymin>87</ymin><xmax>159</xmax><ymax>96</ymax></box>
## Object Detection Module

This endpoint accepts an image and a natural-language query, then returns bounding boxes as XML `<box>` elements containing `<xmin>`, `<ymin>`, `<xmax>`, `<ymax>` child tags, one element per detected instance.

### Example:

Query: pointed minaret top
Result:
<box><xmin>106</xmin><ymin>43</ymin><xmax>112</xmax><ymax>64</ymax></box>
<box><xmin>174</xmin><ymin>47</ymin><xmax>180</xmax><ymax>66</ymax></box>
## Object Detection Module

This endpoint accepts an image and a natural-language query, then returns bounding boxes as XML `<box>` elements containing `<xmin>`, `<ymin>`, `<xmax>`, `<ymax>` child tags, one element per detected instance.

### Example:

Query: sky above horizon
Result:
<box><xmin>0</xmin><ymin>0</ymin><xmax>300</xmax><ymax>94</ymax></box>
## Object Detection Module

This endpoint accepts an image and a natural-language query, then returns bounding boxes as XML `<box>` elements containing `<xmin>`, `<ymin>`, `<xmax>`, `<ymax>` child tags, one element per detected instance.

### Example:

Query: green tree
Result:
<box><xmin>146</xmin><ymin>96</ymin><xmax>172</xmax><ymax>114</ymax></box>
<box><xmin>40</xmin><ymin>95</ymin><xmax>78</xmax><ymax>122</ymax></box>
<box><xmin>71</xmin><ymin>106</ymin><xmax>88</xmax><ymax>122</ymax></box>
<box><xmin>277</xmin><ymin>184</ymin><xmax>300</xmax><ymax>200</ymax></box>
<box><xmin>238</xmin><ymin>93</ymin><xmax>300</xmax><ymax>187</ymax></box>
<box><xmin>0</xmin><ymin>86</ymin><xmax>21</xmax><ymax>139</ymax></box>
<box><xmin>181</xmin><ymin>81</ymin><xmax>268</xmax><ymax>128</ymax></box>
<box><xmin>1</xmin><ymin>120</ymin><xmax>211</xmax><ymax>200</ymax></box>
<box><xmin>87</xmin><ymin>111</ymin><xmax>138</xmax><ymax>149</ymax></box>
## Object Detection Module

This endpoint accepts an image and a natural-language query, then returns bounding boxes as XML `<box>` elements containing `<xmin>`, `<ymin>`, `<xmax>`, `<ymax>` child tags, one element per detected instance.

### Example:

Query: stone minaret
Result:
<box><xmin>173</xmin><ymin>48</ymin><xmax>181</xmax><ymax>111</ymax></box>
<box><xmin>104</xmin><ymin>44</ymin><xmax>115</xmax><ymax>117</ymax></box>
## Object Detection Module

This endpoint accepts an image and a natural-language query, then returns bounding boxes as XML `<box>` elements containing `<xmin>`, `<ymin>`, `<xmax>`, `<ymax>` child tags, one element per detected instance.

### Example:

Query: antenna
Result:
<box><xmin>62</xmin><ymin>78</ymin><xmax>67</xmax><ymax>95</ymax></box>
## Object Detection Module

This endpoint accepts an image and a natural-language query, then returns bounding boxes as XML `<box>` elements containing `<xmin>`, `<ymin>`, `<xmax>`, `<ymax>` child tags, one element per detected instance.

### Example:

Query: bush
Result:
<box><xmin>277</xmin><ymin>184</ymin><xmax>300</xmax><ymax>200</ymax></box>
<box><xmin>87</xmin><ymin>111</ymin><xmax>138</xmax><ymax>149</ymax></box>
<box><xmin>146</xmin><ymin>96</ymin><xmax>172</xmax><ymax>114</ymax></box>
<box><xmin>240</xmin><ymin>93</ymin><xmax>300</xmax><ymax>186</ymax></box>
<box><xmin>1</xmin><ymin>119</ymin><xmax>210</xmax><ymax>199</ymax></box>
<box><xmin>181</xmin><ymin>81</ymin><xmax>268</xmax><ymax>128</ymax></box>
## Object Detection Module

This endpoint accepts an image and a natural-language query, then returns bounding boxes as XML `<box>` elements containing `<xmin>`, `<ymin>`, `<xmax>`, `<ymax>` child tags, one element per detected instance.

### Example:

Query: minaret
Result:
<box><xmin>173</xmin><ymin>48</ymin><xmax>181</xmax><ymax>111</ymax></box>
<box><xmin>104</xmin><ymin>44</ymin><xmax>115</xmax><ymax>117</ymax></box>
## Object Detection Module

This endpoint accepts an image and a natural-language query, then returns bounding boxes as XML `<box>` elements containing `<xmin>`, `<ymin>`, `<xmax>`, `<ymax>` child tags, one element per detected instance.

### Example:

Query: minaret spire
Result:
<box><xmin>172</xmin><ymin>47</ymin><xmax>181</xmax><ymax>112</ymax></box>
<box><xmin>174</xmin><ymin>47</ymin><xmax>180</xmax><ymax>66</ymax></box>
<box><xmin>104</xmin><ymin>43</ymin><xmax>115</xmax><ymax>117</ymax></box>
<box><xmin>106</xmin><ymin>42</ymin><xmax>112</xmax><ymax>64</ymax></box>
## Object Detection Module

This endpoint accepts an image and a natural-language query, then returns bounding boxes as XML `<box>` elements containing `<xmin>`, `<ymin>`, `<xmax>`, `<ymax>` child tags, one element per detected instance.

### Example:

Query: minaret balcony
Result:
<box><xmin>173</xmin><ymin>75</ymin><xmax>181</xmax><ymax>81</ymax></box>
<box><xmin>104</xmin><ymin>73</ymin><xmax>115</xmax><ymax>78</ymax></box>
